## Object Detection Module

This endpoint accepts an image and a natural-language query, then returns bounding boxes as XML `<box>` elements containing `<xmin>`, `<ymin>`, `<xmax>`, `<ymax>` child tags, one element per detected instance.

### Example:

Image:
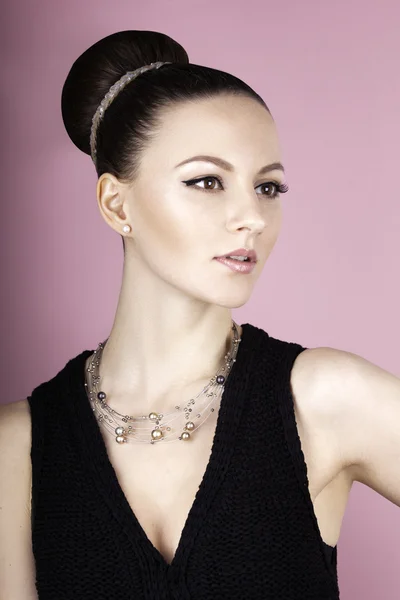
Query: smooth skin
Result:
<box><xmin>1</xmin><ymin>94</ymin><xmax>399</xmax><ymax>596</ymax></box>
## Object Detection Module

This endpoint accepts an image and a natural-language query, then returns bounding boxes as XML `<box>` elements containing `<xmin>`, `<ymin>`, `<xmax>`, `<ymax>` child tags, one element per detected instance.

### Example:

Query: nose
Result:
<box><xmin>226</xmin><ymin>192</ymin><xmax>268</xmax><ymax>236</ymax></box>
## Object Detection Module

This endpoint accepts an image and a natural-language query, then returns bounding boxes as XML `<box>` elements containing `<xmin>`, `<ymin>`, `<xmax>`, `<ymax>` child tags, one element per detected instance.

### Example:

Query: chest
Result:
<box><xmin>99</xmin><ymin>362</ymin><xmax>349</xmax><ymax>566</ymax></box>
<box><xmin>103</xmin><ymin>409</ymin><xmax>219</xmax><ymax>565</ymax></box>
<box><xmin>31</xmin><ymin>332</ymin><xmax>345</xmax><ymax>598</ymax></box>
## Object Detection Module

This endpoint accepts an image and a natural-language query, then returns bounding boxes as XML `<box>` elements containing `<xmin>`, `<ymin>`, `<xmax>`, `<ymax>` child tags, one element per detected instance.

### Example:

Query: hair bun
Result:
<box><xmin>61</xmin><ymin>30</ymin><xmax>189</xmax><ymax>155</ymax></box>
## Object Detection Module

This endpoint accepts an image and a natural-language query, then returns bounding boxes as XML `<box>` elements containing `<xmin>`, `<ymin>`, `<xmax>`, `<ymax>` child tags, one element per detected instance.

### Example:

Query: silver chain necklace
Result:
<box><xmin>84</xmin><ymin>320</ymin><xmax>241</xmax><ymax>444</ymax></box>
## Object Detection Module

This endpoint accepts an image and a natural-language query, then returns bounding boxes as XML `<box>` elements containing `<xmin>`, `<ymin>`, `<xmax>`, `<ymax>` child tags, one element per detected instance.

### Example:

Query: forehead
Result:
<box><xmin>142</xmin><ymin>94</ymin><xmax>282</xmax><ymax>171</ymax></box>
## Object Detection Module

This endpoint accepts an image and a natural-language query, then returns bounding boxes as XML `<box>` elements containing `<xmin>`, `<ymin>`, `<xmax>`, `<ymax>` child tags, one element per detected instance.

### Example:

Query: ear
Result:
<box><xmin>96</xmin><ymin>173</ymin><xmax>131</xmax><ymax>234</ymax></box>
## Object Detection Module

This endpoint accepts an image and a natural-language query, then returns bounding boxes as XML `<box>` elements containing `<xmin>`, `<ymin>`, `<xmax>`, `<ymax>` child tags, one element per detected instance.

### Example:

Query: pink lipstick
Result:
<box><xmin>214</xmin><ymin>248</ymin><xmax>257</xmax><ymax>274</ymax></box>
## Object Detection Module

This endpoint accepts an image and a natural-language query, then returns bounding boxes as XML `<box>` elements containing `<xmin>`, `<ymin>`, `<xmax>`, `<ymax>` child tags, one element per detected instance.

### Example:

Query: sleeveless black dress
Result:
<box><xmin>28</xmin><ymin>322</ymin><xmax>340</xmax><ymax>599</ymax></box>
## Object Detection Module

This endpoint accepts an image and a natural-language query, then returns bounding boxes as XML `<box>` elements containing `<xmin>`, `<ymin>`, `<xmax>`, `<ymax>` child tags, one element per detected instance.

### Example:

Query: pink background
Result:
<box><xmin>2</xmin><ymin>0</ymin><xmax>399</xmax><ymax>597</ymax></box>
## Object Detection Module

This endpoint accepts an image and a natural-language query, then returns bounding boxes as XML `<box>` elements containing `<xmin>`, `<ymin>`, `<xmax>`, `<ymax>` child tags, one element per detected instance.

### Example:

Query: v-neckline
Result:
<box><xmin>70</xmin><ymin>322</ymin><xmax>258</xmax><ymax>572</ymax></box>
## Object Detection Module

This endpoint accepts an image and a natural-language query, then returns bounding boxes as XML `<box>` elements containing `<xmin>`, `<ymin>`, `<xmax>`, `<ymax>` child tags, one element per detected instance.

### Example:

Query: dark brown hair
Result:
<box><xmin>61</xmin><ymin>30</ymin><xmax>270</xmax><ymax>182</ymax></box>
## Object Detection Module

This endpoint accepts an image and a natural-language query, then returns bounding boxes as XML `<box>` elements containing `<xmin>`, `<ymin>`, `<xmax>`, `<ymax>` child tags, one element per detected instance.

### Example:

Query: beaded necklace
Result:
<box><xmin>85</xmin><ymin>320</ymin><xmax>240</xmax><ymax>444</ymax></box>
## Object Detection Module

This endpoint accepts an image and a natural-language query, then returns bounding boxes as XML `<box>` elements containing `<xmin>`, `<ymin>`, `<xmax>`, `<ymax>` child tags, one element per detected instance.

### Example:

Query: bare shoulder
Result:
<box><xmin>0</xmin><ymin>399</ymin><xmax>37</xmax><ymax>599</ymax></box>
<box><xmin>0</xmin><ymin>397</ymin><xmax>32</xmax><ymax>503</ymax></box>
<box><xmin>0</xmin><ymin>397</ymin><xmax>32</xmax><ymax>428</ymax></box>
<box><xmin>0</xmin><ymin>398</ymin><xmax>31</xmax><ymax>451</ymax></box>
<box><xmin>0</xmin><ymin>398</ymin><xmax>32</xmax><ymax>456</ymax></box>
<box><xmin>0</xmin><ymin>398</ymin><xmax>32</xmax><ymax>510</ymax></box>
<box><xmin>290</xmin><ymin>347</ymin><xmax>358</xmax><ymax>489</ymax></box>
<box><xmin>290</xmin><ymin>343</ymin><xmax>386</xmax><ymax>430</ymax></box>
<box><xmin>290</xmin><ymin>345</ymin><xmax>355</xmax><ymax>407</ymax></box>
<box><xmin>290</xmin><ymin>343</ymin><xmax>400</xmax><ymax>510</ymax></box>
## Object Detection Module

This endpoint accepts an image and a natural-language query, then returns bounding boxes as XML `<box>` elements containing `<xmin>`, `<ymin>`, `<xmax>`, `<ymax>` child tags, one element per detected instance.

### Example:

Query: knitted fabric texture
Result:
<box><xmin>28</xmin><ymin>322</ymin><xmax>340</xmax><ymax>599</ymax></box>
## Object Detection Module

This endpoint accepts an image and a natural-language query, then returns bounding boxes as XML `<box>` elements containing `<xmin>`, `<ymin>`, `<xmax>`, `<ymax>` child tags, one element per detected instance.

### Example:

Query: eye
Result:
<box><xmin>255</xmin><ymin>181</ymin><xmax>289</xmax><ymax>198</ymax></box>
<box><xmin>182</xmin><ymin>176</ymin><xmax>290</xmax><ymax>197</ymax></box>
<box><xmin>182</xmin><ymin>176</ymin><xmax>223</xmax><ymax>191</ymax></box>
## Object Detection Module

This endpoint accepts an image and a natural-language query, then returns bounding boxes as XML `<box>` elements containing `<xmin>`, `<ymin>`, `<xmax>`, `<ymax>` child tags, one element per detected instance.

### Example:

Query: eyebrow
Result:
<box><xmin>175</xmin><ymin>155</ymin><xmax>285</xmax><ymax>175</ymax></box>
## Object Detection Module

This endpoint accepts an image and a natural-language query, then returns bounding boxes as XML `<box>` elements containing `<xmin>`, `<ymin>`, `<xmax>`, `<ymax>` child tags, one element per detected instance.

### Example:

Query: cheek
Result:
<box><xmin>259</xmin><ymin>203</ymin><xmax>282</xmax><ymax>253</ymax></box>
<box><xmin>269</xmin><ymin>203</ymin><xmax>283</xmax><ymax>235</ymax></box>
<box><xmin>132</xmin><ymin>188</ymin><xmax>208</xmax><ymax>258</ymax></box>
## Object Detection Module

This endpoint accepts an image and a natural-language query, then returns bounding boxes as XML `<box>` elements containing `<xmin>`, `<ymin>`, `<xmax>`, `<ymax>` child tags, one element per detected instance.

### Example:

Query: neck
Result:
<box><xmin>96</xmin><ymin>260</ymin><xmax>240</xmax><ymax>415</ymax></box>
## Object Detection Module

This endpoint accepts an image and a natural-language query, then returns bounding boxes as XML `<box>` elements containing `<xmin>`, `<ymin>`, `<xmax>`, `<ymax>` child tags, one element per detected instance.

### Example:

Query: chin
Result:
<box><xmin>206</xmin><ymin>288</ymin><xmax>255</xmax><ymax>310</ymax></box>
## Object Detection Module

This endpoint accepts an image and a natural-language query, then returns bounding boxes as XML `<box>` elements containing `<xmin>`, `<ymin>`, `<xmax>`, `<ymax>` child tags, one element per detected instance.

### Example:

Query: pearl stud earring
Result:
<box><xmin>122</xmin><ymin>225</ymin><xmax>131</xmax><ymax>233</ymax></box>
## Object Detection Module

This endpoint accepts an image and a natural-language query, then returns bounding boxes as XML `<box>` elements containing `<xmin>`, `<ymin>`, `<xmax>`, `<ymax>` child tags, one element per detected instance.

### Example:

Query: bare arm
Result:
<box><xmin>0</xmin><ymin>399</ymin><xmax>38</xmax><ymax>600</ymax></box>
<box><xmin>299</xmin><ymin>347</ymin><xmax>400</xmax><ymax>507</ymax></box>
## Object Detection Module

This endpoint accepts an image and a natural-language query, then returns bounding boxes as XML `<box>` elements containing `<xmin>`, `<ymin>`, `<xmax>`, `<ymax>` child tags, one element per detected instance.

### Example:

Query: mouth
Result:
<box><xmin>213</xmin><ymin>255</ymin><xmax>257</xmax><ymax>274</ymax></box>
<box><xmin>214</xmin><ymin>248</ymin><xmax>258</xmax><ymax>263</ymax></box>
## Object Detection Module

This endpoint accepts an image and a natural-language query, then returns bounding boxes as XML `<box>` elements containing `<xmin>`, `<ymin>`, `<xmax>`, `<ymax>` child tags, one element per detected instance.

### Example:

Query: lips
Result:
<box><xmin>214</xmin><ymin>256</ymin><xmax>257</xmax><ymax>274</ymax></box>
<box><xmin>215</xmin><ymin>248</ymin><xmax>257</xmax><ymax>263</ymax></box>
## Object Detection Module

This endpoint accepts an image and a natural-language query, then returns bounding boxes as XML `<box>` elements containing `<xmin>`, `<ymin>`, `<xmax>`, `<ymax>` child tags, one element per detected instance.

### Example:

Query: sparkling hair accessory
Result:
<box><xmin>89</xmin><ymin>61</ymin><xmax>172</xmax><ymax>165</ymax></box>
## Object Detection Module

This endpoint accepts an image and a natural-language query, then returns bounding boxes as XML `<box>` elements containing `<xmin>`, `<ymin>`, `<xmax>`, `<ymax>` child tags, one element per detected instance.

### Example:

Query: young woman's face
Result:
<box><xmin>121</xmin><ymin>94</ymin><xmax>286</xmax><ymax>308</ymax></box>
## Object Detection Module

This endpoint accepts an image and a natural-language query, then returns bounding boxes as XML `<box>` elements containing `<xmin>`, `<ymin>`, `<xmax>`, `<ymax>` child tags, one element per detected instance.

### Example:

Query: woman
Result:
<box><xmin>1</xmin><ymin>30</ymin><xmax>399</xmax><ymax>600</ymax></box>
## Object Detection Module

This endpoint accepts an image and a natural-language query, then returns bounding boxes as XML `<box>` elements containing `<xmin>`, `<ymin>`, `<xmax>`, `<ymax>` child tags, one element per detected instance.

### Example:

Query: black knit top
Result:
<box><xmin>28</xmin><ymin>322</ymin><xmax>340</xmax><ymax>599</ymax></box>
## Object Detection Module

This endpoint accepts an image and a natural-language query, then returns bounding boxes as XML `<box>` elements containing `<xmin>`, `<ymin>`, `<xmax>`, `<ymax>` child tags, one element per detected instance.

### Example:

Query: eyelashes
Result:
<box><xmin>182</xmin><ymin>175</ymin><xmax>289</xmax><ymax>198</ymax></box>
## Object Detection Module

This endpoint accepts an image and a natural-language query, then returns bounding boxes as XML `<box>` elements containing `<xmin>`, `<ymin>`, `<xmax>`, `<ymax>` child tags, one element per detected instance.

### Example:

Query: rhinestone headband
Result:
<box><xmin>89</xmin><ymin>61</ymin><xmax>172</xmax><ymax>165</ymax></box>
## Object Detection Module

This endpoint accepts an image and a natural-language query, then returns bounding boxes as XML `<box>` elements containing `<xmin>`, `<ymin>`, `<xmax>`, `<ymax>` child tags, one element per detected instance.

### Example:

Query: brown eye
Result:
<box><xmin>203</xmin><ymin>177</ymin><xmax>218</xmax><ymax>189</ymax></box>
<box><xmin>256</xmin><ymin>181</ymin><xmax>289</xmax><ymax>199</ymax></box>
<box><xmin>258</xmin><ymin>183</ymin><xmax>277</xmax><ymax>197</ymax></box>
<box><xmin>183</xmin><ymin>176</ymin><xmax>224</xmax><ymax>192</ymax></box>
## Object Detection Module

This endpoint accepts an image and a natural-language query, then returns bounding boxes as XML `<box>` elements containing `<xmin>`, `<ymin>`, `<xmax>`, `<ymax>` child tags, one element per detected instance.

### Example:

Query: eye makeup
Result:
<box><xmin>182</xmin><ymin>175</ymin><xmax>289</xmax><ymax>198</ymax></box>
